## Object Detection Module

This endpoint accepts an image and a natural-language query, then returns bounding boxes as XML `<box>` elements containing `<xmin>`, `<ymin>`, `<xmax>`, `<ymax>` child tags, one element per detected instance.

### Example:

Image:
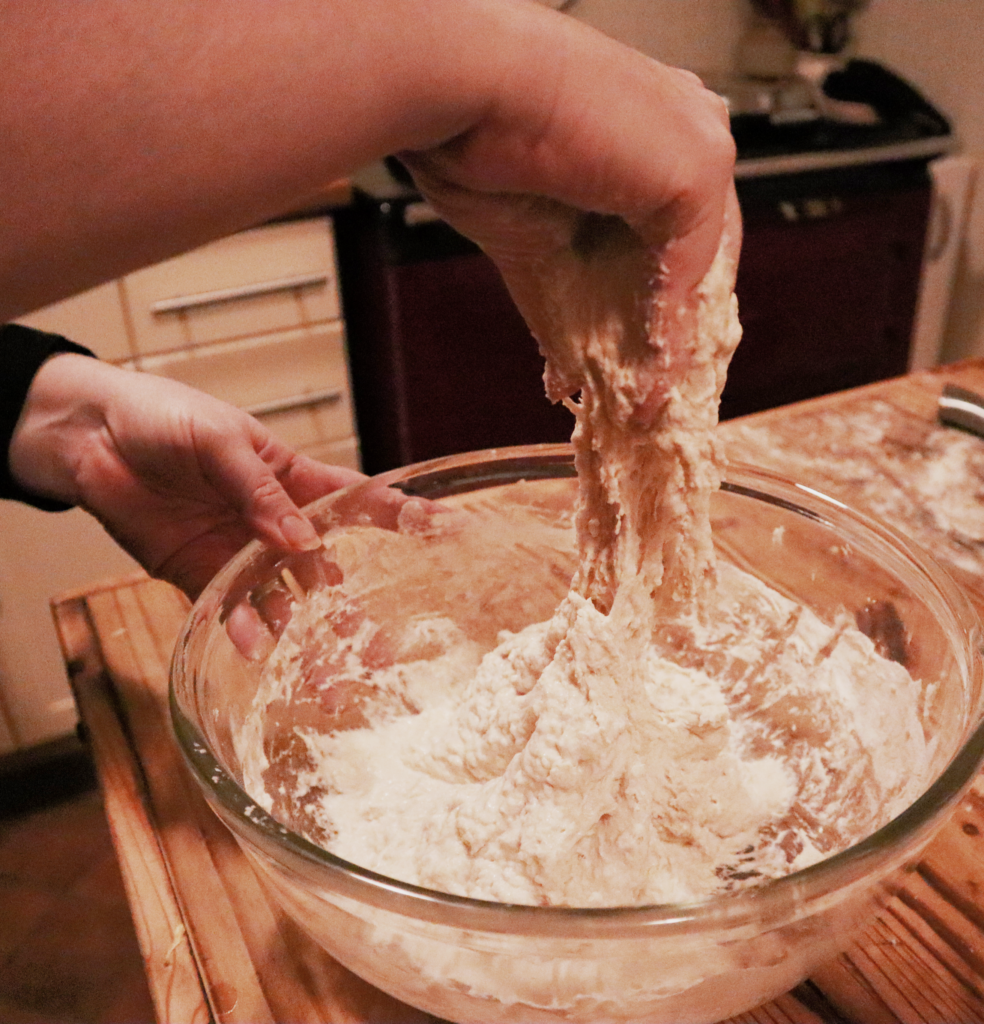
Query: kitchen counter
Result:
<box><xmin>53</xmin><ymin>359</ymin><xmax>984</xmax><ymax>1024</ymax></box>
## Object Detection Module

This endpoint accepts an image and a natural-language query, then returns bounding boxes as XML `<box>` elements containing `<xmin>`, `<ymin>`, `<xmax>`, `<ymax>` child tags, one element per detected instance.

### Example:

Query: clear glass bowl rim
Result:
<box><xmin>170</xmin><ymin>444</ymin><xmax>984</xmax><ymax>937</ymax></box>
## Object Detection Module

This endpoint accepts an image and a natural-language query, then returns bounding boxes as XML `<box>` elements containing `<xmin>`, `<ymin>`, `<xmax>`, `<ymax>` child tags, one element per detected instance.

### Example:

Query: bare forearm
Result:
<box><xmin>0</xmin><ymin>0</ymin><xmax>515</xmax><ymax>318</ymax></box>
<box><xmin>0</xmin><ymin>0</ymin><xmax>733</xmax><ymax>322</ymax></box>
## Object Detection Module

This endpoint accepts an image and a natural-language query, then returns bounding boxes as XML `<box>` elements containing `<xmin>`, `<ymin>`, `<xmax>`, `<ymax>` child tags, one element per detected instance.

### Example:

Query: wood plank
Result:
<box><xmin>85</xmin><ymin>581</ymin><xmax>277</xmax><ymax>1024</ymax></box>
<box><xmin>808</xmin><ymin>955</ymin><xmax>902</xmax><ymax>1024</ymax></box>
<box><xmin>884</xmin><ymin>881</ymin><xmax>984</xmax><ymax>1017</ymax></box>
<box><xmin>51</xmin><ymin>569</ymin><xmax>150</xmax><ymax>606</ymax></box>
<box><xmin>51</xmin><ymin>594</ymin><xmax>210</xmax><ymax>1024</ymax></box>
<box><xmin>720</xmin><ymin>365</ymin><xmax>984</xmax><ymax>616</ymax></box>
<box><xmin>846</xmin><ymin>916</ymin><xmax>980</xmax><ymax>1023</ymax></box>
<box><xmin>729</xmin><ymin>990</ymin><xmax>826</xmax><ymax>1023</ymax></box>
<box><xmin>206</xmin><ymin>829</ymin><xmax>434</xmax><ymax>1023</ymax></box>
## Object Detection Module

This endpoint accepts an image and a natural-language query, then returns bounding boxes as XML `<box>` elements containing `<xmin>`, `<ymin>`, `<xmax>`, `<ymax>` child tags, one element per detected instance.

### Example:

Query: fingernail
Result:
<box><xmin>281</xmin><ymin>514</ymin><xmax>321</xmax><ymax>551</ymax></box>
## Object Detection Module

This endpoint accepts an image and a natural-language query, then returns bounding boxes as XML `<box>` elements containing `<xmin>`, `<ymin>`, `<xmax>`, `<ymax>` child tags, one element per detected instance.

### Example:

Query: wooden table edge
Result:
<box><xmin>51</xmin><ymin>591</ymin><xmax>213</xmax><ymax>1024</ymax></box>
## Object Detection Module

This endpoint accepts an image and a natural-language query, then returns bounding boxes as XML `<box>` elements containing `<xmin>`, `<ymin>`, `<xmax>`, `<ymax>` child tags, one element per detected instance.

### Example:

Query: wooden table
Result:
<box><xmin>53</xmin><ymin>359</ymin><xmax>984</xmax><ymax>1024</ymax></box>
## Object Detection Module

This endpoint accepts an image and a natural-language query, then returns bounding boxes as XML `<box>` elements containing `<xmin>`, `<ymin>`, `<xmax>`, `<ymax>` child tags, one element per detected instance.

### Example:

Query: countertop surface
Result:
<box><xmin>53</xmin><ymin>359</ymin><xmax>984</xmax><ymax>1024</ymax></box>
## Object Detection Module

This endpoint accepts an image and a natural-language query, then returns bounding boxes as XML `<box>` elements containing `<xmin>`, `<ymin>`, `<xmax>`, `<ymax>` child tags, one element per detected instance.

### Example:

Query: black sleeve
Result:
<box><xmin>1</xmin><ymin>323</ymin><xmax>98</xmax><ymax>511</ymax></box>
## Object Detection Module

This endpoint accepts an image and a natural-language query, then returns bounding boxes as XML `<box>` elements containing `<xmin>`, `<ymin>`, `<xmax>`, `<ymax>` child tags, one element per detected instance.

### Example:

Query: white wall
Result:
<box><xmin>853</xmin><ymin>0</ymin><xmax>984</xmax><ymax>363</ymax></box>
<box><xmin>573</xmin><ymin>0</ymin><xmax>746</xmax><ymax>73</ymax></box>
<box><xmin>0</xmin><ymin>504</ymin><xmax>138</xmax><ymax>750</ymax></box>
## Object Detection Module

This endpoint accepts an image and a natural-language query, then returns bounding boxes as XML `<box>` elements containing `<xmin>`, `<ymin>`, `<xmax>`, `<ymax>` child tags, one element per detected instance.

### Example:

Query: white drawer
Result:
<box><xmin>122</xmin><ymin>218</ymin><xmax>341</xmax><ymax>355</ymax></box>
<box><xmin>136</xmin><ymin>321</ymin><xmax>355</xmax><ymax>421</ymax></box>
<box><xmin>255</xmin><ymin>389</ymin><xmax>358</xmax><ymax>451</ymax></box>
<box><xmin>16</xmin><ymin>281</ymin><xmax>133</xmax><ymax>362</ymax></box>
<box><xmin>300</xmin><ymin>435</ymin><xmax>362</xmax><ymax>472</ymax></box>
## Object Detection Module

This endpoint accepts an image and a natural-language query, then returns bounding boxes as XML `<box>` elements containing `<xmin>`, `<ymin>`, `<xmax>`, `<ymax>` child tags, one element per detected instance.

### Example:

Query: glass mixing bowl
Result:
<box><xmin>171</xmin><ymin>446</ymin><xmax>984</xmax><ymax>1024</ymax></box>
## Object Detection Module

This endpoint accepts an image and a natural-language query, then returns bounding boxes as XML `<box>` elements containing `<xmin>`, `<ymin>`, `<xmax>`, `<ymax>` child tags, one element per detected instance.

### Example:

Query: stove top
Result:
<box><xmin>708</xmin><ymin>60</ymin><xmax>953</xmax><ymax>177</ymax></box>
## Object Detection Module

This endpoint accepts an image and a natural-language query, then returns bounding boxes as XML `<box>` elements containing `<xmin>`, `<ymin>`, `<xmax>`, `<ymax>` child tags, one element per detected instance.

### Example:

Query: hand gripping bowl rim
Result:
<box><xmin>170</xmin><ymin>445</ymin><xmax>984</xmax><ymax>939</ymax></box>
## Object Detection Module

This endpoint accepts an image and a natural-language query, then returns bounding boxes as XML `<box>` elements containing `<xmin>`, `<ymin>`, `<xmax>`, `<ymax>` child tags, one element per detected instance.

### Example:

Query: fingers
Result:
<box><xmin>156</xmin><ymin>531</ymin><xmax>253</xmax><ymax>602</ymax></box>
<box><xmin>276</xmin><ymin>453</ymin><xmax>366</xmax><ymax>509</ymax></box>
<box><xmin>629</xmin><ymin>185</ymin><xmax>743</xmax><ymax>427</ymax></box>
<box><xmin>644</xmin><ymin>183</ymin><xmax>742</xmax><ymax>375</ymax></box>
<box><xmin>200</xmin><ymin>430</ymin><xmax>359</xmax><ymax>553</ymax></box>
<box><xmin>410</xmin><ymin>26</ymin><xmax>734</xmax><ymax>245</ymax></box>
<box><xmin>153</xmin><ymin>445</ymin><xmax>366</xmax><ymax>600</ymax></box>
<box><xmin>398</xmin><ymin>11</ymin><xmax>736</xmax><ymax>320</ymax></box>
<box><xmin>644</xmin><ymin>181</ymin><xmax>742</xmax><ymax>297</ymax></box>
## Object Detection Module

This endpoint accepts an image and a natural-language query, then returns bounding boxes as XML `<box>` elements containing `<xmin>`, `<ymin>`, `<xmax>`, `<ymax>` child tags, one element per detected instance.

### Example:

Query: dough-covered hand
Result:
<box><xmin>9</xmin><ymin>355</ymin><xmax>364</xmax><ymax>598</ymax></box>
<box><xmin>397</xmin><ymin>13</ymin><xmax>739</xmax><ymax>424</ymax></box>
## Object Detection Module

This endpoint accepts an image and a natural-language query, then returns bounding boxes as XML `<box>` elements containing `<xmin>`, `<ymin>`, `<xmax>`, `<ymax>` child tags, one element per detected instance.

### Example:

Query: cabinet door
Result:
<box><xmin>136</xmin><ymin>320</ymin><xmax>351</xmax><ymax>412</ymax></box>
<box><xmin>0</xmin><ymin>505</ymin><xmax>138</xmax><ymax>748</ymax></box>
<box><xmin>122</xmin><ymin>218</ymin><xmax>340</xmax><ymax>355</ymax></box>
<box><xmin>299</xmin><ymin>435</ymin><xmax>361</xmax><ymax>471</ymax></box>
<box><xmin>254</xmin><ymin>392</ymin><xmax>360</xmax><ymax>460</ymax></box>
<box><xmin>342</xmin><ymin>240</ymin><xmax>574</xmax><ymax>474</ymax></box>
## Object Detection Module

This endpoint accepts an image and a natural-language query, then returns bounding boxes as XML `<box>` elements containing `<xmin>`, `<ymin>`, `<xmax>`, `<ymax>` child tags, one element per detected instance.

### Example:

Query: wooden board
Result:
<box><xmin>52</xmin><ymin>359</ymin><xmax>984</xmax><ymax>1024</ymax></box>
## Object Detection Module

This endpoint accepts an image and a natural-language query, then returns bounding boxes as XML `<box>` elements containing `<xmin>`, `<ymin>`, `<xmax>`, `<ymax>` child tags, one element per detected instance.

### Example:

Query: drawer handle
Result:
<box><xmin>403</xmin><ymin>201</ymin><xmax>442</xmax><ymax>227</ymax></box>
<box><xmin>246</xmin><ymin>388</ymin><xmax>343</xmax><ymax>418</ymax></box>
<box><xmin>150</xmin><ymin>272</ymin><xmax>329</xmax><ymax>314</ymax></box>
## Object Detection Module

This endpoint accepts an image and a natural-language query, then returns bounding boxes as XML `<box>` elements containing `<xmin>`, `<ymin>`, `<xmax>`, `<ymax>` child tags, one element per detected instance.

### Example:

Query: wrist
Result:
<box><xmin>7</xmin><ymin>351</ymin><xmax>105</xmax><ymax>508</ymax></box>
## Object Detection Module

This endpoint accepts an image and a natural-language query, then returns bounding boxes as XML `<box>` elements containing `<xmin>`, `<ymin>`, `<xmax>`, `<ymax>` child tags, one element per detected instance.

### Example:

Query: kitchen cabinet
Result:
<box><xmin>1</xmin><ymin>216</ymin><xmax>358</xmax><ymax>752</ymax></box>
<box><xmin>121</xmin><ymin>219</ymin><xmax>342</xmax><ymax>352</ymax></box>
<box><xmin>11</xmin><ymin>280</ymin><xmax>135</xmax><ymax>362</ymax></box>
<box><xmin>121</xmin><ymin>217</ymin><xmax>360</xmax><ymax>470</ymax></box>
<box><xmin>0</xmin><ymin>506</ymin><xmax>139</xmax><ymax>752</ymax></box>
<box><xmin>336</xmin><ymin>212</ymin><xmax>575</xmax><ymax>474</ymax></box>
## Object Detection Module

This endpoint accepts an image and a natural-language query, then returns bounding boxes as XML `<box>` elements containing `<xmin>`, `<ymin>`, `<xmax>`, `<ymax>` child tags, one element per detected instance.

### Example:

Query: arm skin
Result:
<box><xmin>0</xmin><ymin>0</ymin><xmax>735</xmax><ymax>322</ymax></box>
<box><xmin>1</xmin><ymin>0</ymin><xmax>736</xmax><ymax>597</ymax></box>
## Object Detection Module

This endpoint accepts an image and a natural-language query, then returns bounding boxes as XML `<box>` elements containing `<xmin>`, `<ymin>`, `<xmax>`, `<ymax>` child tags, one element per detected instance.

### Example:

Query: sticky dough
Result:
<box><xmin>239</xmin><ymin>228</ymin><xmax>926</xmax><ymax>907</ymax></box>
